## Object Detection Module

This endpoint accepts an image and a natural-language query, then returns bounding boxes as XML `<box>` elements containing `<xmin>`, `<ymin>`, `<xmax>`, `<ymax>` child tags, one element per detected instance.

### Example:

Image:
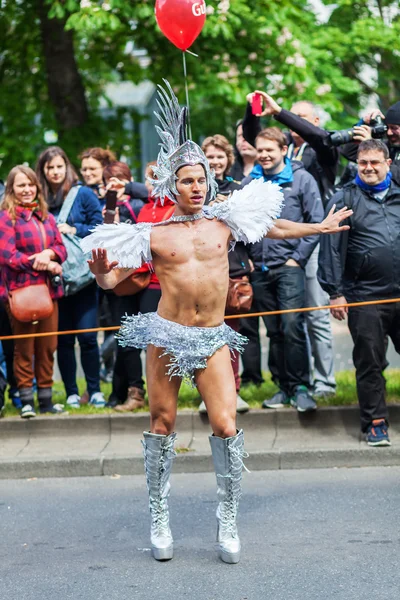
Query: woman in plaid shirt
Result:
<box><xmin>0</xmin><ymin>166</ymin><xmax>67</xmax><ymax>418</ymax></box>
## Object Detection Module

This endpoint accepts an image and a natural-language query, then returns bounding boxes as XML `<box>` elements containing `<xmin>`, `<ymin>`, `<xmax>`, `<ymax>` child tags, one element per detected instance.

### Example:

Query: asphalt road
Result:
<box><xmin>1</xmin><ymin>468</ymin><xmax>399</xmax><ymax>600</ymax></box>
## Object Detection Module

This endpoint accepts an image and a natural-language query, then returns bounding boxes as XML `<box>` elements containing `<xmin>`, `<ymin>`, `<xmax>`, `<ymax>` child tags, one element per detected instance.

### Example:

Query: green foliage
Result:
<box><xmin>0</xmin><ymin>0</ymin><xmax>398</xmax><ymax>176</ymax></box>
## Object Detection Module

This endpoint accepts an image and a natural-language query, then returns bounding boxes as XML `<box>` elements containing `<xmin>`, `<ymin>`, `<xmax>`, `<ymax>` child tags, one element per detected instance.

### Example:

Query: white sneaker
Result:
<box><xmin>21</xmin><ymin>404</ymin><xmax>36</xmax><ymax>419</ymax></box>
<box><xmin>89</xmin><ymin>392</ymin><xmax>106</xmax><ymax>408</ymax></box>
<box><xmin>198</xmin><ymin>397</ymin><xmax>250</xmax><ymax>414</ymax></box>
<box><xmin>198</xmin><ymin>400</ymin><xmax>207</xmax><ymax>414</ymax></box>
<box><xmin>236</xmin><ymin>395</ymin><xmax>250</xmax><ymax>413</ymax></box>
<box><xmin>66</xmin><ymin>394</ymin><xmax>81</xmax><ymax>409</ymax></box>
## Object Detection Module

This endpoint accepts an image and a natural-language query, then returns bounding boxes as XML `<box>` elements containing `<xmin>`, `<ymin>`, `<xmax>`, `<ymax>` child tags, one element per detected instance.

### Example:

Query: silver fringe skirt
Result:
<box><xmin>117</xmin><ymin>312</ymin><xmax>247</xmax><ymax>385</ymax></box>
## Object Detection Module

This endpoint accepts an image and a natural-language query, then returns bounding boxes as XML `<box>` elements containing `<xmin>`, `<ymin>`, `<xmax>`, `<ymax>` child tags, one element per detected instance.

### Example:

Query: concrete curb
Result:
<box><xmin>2</xmin><ymin>406</ymin><xmax>400</xmax><ymax>479</ymax></box>
<box><xmin>1</xmin><ymin>447</ymin><xmax>400</xmax><ymax>479</ymax></box>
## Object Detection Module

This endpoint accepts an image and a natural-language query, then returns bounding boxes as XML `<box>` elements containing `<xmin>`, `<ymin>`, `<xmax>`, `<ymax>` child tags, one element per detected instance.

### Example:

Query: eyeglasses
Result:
<box><xmin>357</xmin><ymin>159</ymin><xmax>387</xmax><ymax>168</ymax></box>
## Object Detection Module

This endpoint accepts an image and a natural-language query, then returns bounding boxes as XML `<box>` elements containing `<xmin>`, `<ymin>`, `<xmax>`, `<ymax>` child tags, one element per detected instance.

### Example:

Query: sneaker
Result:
<box><xmin>100</xmin><ymin>366</ymin><xmax>113</xmax><ymax>384</ymax></box>
<box><xmin>40</xmin><ymin>404</ymin><xmax>68</xmax><ymax>415</ymax></box>
<box><xmin>236</xmin><ymin>394</ymin><xmax>250</xmax><ymax>413</ymax></box>
<box><xmin>89</xmin><ymin>392</ymin><xmax>106</xmax><ymax>408</ymax></box>
<box><xmin>199</xmin><ymin>396</ymin><xmax>250</xmax><ymax>414</ymax></box>
<box><xmin>366</xmin><ymin>419</ymin><xmax>391</xmax><ymax>447</ymax></box>
<box><xmin>198</xmin><ymin>400</ymin><xmax>207</xmax><ymax>414</ymax></box>
<box><xmin>313</xmin><ymin>390</ymin><xmax>336</xmax><ymax>401</ymax></box>
<box><xmin>105</xmin><ymin>397</ymin><xmax>119</xmax><ymax>408</ymax></box>
<box><xmin>21</xmin><ymin>404</ymin><xmax>36</xmax><ymax>419</ymax></box>
<box><xmin>290</xmin><ymin>386</ymin><xmax>317</xmax><ymax>412</ymax></box>
<box><xmin>262</xmin><ymin>390</ymin><xmax>290</xmax><ymax>409</ymax></box>
<box><xmin>66</xmin><ymin>394</ymin><xmax>81</xmax><ymax>409</ymax></box>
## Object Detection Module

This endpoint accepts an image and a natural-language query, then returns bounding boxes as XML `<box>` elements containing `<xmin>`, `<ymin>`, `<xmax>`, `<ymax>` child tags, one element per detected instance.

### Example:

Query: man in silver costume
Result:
<box><xmin>82</xmin><ymin>82</ymin><xmax>352</xmax><ymax>565</ymax></box>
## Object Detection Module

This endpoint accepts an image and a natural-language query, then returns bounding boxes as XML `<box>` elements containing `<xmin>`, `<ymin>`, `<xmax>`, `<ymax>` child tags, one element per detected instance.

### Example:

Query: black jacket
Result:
<box><xmin>243</xmin><ymin>161</ymin><xmax>324</xmax><ymax>270</ymax></box>
<box><xmin>242</xmin><ymin>104</ymin><xmax>339</xmax><ymax>204</ymax></box>
<box><xmin>124</xmin><ymin>181</ymin><xmax>149</xmax><ymax>201</ymax></box>
<box><xmin>318</xmin><ymin>180</ymin><xmax>400</xmax><ymax>302</ymax></box>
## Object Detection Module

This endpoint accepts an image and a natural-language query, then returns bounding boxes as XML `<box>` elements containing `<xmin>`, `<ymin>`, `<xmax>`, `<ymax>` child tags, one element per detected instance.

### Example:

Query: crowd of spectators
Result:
<box><xmin>0</xmin><ymin>93</ymin><xmax>399</xmax><ymax>447</ymax></box>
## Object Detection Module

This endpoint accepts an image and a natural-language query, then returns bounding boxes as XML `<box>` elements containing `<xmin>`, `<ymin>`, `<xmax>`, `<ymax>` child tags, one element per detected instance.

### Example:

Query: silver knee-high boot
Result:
<box><xmin>209</xmin><ymin>429</ymin><xmax>248</xmax><ymax>564</ymax></box>
<box><xmin>142</xmin><ymin>431</ymin><xmax>176</xmax><ymax>561</ymax></box>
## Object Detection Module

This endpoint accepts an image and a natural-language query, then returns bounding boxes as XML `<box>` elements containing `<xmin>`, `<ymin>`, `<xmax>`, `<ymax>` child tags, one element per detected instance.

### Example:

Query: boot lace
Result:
<box><xmin>150</xmin><ymin>497</ymin><xmax>170</xmax><ymax>535</ymax></box>
<box><xmin>217</xmin><ymin>444</ymin><xmax>250</xmax><ymax>535</ymax></box>
<box><xmin>143</xmin><ymin>436</ymin><xmax>176</xmax><ymax>536</ymax></box>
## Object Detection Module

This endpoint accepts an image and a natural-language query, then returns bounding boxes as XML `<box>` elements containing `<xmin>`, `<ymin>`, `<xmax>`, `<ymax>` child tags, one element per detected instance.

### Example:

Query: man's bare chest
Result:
<box><xmin>151</xmin><ymin>221</ymin><xmax>229</xmax><ymax>265</ymax></box>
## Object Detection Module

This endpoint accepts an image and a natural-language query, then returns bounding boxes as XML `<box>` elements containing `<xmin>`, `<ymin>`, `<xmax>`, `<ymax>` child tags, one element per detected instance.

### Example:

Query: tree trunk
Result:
<box><xmin>36</xmin><ymin>0</ymin><xmax>88</xmax><ymax>133</ymax></box>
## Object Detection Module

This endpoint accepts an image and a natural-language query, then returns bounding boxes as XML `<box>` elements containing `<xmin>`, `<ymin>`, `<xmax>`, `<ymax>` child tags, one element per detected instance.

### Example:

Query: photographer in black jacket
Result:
<box><xmin>319</xmin><ymin>139</ymin><xmax>400</xmax><ymax>447</ymax></box>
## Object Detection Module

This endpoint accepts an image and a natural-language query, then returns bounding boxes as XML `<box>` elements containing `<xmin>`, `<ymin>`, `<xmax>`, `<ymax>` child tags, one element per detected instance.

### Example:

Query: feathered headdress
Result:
<box><xmin>149</xmin><ymin>80</ymin><xmax>218</xmax><ymax>204</ymax></box>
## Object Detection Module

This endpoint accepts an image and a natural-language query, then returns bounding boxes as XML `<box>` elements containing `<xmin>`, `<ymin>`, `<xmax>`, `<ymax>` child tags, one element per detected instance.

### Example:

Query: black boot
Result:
<box><xmin>38</xmin><ymin>387</ymin><xmax>66</xmax><ymax>415</ymax></box>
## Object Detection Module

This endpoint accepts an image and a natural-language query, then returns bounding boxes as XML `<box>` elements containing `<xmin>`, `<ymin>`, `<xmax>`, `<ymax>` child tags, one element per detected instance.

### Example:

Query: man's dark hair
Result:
<box><xmin>256</xmin><ymin>127</ymin><xmax>287</xmax><ymax>150</ymax></box>
<box><xmin>357</xmin><ymin>139</ymin><xmax>389</xmax><ymax>159</ymax></box>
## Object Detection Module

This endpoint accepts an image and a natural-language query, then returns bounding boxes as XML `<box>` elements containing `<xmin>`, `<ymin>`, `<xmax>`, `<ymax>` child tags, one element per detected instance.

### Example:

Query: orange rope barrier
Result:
<box><xmin>1</xmin><ymin>297</ymin><xmax>400</xmax><ymax>341</ymax></box>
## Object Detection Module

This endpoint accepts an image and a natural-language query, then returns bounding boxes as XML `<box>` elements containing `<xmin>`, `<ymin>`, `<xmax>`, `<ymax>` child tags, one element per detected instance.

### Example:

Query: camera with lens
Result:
<box><xmin>370</xmin><ymin>115</ymin><xmax>388</xmax><ymax>139</ymax></box>
<box><xmin>50</xmin><ymin>274</ymin><xmax>63</xmax><ymax>289</ymax></box>
<box><xmin>327</xmin><ymin>115</ymin><xmax>388</xmax><ymax>147</ymax></box>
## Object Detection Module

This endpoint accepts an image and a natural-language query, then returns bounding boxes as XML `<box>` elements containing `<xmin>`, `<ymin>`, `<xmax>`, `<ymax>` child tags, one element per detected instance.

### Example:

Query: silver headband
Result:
<box><xmin>149</xmin><ymin>80</ymin><xmax>218</xmax><ymax>204</ymax></box>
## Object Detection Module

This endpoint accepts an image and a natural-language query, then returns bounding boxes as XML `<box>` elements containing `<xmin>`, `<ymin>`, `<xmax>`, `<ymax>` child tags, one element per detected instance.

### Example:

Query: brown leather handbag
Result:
<box><xmin>8</xmin><ymin>218</ymin><xmax>54</xmax><ymax>323</ymax></box>
<box><xmin>8</xmin><ymin>284</ymin><xmax>53</xmax><ymax>323</ymax></box>
<box><xmin>113</xmin><ymin>270</ymin><xmax>151</xmax><ymax>297</ymax></box>
<box><xmin>225</xmin><ymin>276</ymin><xmax>253</xmax><ymax>315</ymax></box>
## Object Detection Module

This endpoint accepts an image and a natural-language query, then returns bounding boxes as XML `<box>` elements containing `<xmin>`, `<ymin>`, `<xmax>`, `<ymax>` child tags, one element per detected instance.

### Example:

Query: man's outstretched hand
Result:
<box><xmin>87</xmin><ymin>248</ymin><xmax>119</xmax><ymax>275</ymax></box>
<box><xmin>319</xmin><ymin>205</ymin><xmax>353</xmax><ymax>234</ymax></box>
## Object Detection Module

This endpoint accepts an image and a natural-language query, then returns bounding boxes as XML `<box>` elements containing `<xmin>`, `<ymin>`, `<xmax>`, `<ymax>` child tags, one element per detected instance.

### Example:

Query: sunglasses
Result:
<box><xmin>357</xmin><ymin>160</ymin><xmax>387</xmax><ymax>167</ymax></box>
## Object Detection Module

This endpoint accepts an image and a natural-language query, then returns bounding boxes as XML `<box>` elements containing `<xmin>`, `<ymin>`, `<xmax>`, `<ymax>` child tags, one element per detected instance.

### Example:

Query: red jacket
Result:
<box><xmin>0</xmin><ymin>207</ymin><xmax>67</xmax><ymax>301</ymax></box>
<box><xmin>136</xmin><ymin>198</ymin><xmax>175</xmax><ymax>287</ymax></box>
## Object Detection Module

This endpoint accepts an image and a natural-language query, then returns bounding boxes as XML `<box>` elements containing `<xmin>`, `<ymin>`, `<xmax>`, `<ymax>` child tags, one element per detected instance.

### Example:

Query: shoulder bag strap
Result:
<box><xmin>120</xmin><ymin>200</ymin><xmax>138</xmax><ymax>223</ymax></box>
<box><xmin>36</xmin><ymin>219</ymin><xmax>48</xmax><ymax>250</ymax></box>
<box><xmin>57</xmin><ymin>185</ymin><xmax>81</xmax><ymax>225</ymax></box>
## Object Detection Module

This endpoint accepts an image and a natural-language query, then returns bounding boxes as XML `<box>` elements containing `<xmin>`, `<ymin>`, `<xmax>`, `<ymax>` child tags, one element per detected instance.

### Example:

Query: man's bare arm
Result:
<box><xmin>267</xmin><ymin>205</ymin><xmax>353</xmax><ymax>239</ymax></box>
<box><xmin>87</xmin><ymin>248</ymin><xmax>134</xmax><ymax>289</ymax></box>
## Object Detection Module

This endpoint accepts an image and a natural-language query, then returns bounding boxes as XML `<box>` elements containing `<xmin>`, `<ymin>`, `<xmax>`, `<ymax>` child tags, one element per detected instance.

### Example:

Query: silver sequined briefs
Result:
<box><xmin>117</xmin><ymin>312</ymin><xmax>248</xmax><ymax>385</ymax></box>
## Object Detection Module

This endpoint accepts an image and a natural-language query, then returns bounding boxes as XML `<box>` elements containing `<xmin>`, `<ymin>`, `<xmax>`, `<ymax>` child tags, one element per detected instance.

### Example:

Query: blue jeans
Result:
<box><xmin>57</xmin><ymin>282</ymin><xmax>100</xmax><ymax>397</ymax></box>
<box><xmin>250</xmin><ymin>266</ymin><xmax>310</xmax><ymax>395</ymax></box>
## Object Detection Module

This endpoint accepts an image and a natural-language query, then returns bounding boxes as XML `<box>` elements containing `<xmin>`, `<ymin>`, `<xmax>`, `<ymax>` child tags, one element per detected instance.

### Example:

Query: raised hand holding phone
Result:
<box><xmin>103</xmin><ymin>189</ymin><xmax>118</xmax><ymax>224</ymax></box>
<box><xmin>251</xmin><ymin>93</ymin><xmax>263</xmax><ymax>116</ymax></box>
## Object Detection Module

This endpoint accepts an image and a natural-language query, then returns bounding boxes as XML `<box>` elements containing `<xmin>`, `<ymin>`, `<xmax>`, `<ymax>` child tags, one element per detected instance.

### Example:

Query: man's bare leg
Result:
<box><xmin>195</xmin><ymin>345</ymin><xmax>245</xmax><ymax>564</ymax></box>
<box><xmin>146</xmin><ymin>344</ymin><xmax>181</xmax><ymax>435</ymax></box>
<box><xmin>142</xmin><ymin>344</ymin><xmax>181</xmax><ymax>561</ymax></box>
<box><xmin>194</xmin><ymin>345</ymin><xmax>237</xmax><ymax>438</ymax></box>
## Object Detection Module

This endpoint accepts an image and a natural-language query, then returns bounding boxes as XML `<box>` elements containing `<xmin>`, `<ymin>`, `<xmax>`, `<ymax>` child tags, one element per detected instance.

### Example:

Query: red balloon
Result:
<box><xmin>155</xmin><ymin>0</ymin><xmax>206</xmax><ymax>51</ymax></box>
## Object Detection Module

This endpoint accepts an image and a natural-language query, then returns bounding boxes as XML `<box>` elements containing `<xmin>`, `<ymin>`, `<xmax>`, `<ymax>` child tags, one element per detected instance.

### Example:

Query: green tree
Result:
<box><xmin>0</xmin><ymin>0</ymin><xmax>398</xmax><ymax>177</ymax></box>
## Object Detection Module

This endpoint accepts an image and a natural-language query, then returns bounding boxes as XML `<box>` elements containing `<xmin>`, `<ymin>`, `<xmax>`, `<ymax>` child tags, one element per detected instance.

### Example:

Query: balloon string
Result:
<box><xmin>182</xmin><ymin>51</ymin><xmax>192</xmax><ymax>138</ymax></box>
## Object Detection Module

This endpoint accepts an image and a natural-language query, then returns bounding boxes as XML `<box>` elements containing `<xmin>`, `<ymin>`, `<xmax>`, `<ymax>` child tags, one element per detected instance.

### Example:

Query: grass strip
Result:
<box><xmin>3</xmin><ymin>369</ymin><xmax>400</xmax><ymax>417</ymax></box>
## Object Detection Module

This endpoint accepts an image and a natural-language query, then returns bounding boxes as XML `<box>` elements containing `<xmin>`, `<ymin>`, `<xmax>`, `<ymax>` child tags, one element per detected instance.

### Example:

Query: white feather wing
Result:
<box><xmin>208</xmin><ymin>179</ymin><xmax>284</xmax><ymax>243</ymax></box>
<box><xmin>80</xmin><ymin>222</ymin><xmax>152</xmax><ymax>269</ymax></box>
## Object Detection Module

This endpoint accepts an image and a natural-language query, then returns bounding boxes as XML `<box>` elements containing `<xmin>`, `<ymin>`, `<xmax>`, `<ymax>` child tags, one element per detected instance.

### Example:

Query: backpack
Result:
<box><xmin>57</xmin><ymin>186</ymin><xmax>95</xmax><ymax>296</ymax></box>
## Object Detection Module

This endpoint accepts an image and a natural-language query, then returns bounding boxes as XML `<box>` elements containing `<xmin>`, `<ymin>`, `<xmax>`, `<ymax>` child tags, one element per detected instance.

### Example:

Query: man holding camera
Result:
<box><xmin>340</xmin><ymin>100</ymin><xmax>400</xmax><ymax>171</ymax></box>
<box><xmin>319</xmin><ymin>139</ymin><xmax>400</xmax><ymax>446</ymax></box>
